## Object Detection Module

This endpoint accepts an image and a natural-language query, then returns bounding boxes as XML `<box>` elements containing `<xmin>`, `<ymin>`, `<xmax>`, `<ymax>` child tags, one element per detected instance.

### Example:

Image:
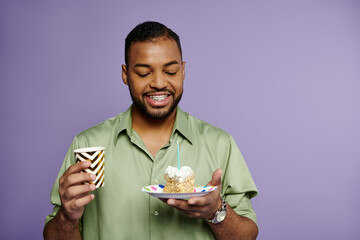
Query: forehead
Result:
<box><xmin>127</xmin><ymin>38</ymin><xmax>181</xmax><ymax>65</ymax></box>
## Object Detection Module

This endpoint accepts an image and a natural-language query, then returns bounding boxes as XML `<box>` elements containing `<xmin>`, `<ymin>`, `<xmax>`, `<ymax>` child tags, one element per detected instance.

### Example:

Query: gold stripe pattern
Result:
<box><xmin>75</xmin><ymin>149</ymin><xmax>105</xmax><ymax>188</ymax></box>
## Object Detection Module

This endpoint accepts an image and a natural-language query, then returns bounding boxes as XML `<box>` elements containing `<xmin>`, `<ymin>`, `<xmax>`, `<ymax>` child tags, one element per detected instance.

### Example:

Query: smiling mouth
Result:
<box><xmin>144</xmin><ymin>92</ymin><xmax>173</xmax><ymax>108</ymax></box>
<box><xmin>149</xmin><ymin>95</ymin><xmax>168</xmax><ymax>101</ymax></box>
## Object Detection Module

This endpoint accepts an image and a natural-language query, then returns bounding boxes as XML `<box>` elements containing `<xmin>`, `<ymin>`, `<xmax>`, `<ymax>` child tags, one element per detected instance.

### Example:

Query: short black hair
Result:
<box><xmin>125</xmin><ymin>21</ymin><xmax>182</xmax><ymax>66</ymax></box>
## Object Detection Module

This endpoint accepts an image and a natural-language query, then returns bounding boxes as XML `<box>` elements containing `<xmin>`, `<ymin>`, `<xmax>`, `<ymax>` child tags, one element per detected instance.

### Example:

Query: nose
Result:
<box><xmin>149</xmin><ymin>72</ymin><xmax>167</xmax><ymax>90</ymax></box>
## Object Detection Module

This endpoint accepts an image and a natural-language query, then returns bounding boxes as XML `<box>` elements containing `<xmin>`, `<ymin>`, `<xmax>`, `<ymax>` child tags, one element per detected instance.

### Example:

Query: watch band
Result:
<box><xmin>206</xmin><ymin>196</ymin><xmax>227</xmax><ymax>224</ymax></box>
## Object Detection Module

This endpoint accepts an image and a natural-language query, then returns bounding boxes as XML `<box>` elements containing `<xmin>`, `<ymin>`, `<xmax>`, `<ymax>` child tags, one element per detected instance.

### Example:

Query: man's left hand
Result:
<box><xmin>161</xmin><ymin>168</ymin><xmax>223</xmax><ymax>219</ymax></box>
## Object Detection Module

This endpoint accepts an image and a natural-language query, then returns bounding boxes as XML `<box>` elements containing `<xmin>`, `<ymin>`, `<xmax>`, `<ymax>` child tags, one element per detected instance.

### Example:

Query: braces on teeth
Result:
<box><xmin>150</xmin><ymin>95</ymin><xmax>167</xmax><ymax>101</ymax></box>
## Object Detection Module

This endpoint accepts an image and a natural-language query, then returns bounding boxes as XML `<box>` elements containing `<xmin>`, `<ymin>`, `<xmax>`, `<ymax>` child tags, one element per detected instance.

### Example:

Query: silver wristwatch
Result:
<box><xmin>206</xmin><ymin>196</ymin><xmax>227</xmax><ymax>224</ymax></box>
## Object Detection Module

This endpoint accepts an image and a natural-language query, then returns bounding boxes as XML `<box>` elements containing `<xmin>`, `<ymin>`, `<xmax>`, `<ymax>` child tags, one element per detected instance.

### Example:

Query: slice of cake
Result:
<box><xmin>163</xmin><ymin>166</ymin><xmax>195</xmax><ymax>193</ymax></box>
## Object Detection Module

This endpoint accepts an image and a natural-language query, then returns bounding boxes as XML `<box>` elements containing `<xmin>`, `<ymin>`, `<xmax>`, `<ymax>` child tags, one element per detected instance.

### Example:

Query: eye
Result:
<box><xmin>137</xmin><ymin>72</ymin><xmax>150</xmax><ymax>77</ymax></box>
<box><xmin>165</xmin><ymin>71</ymin><xmax>177</xmax><ymax>76</ymax></box>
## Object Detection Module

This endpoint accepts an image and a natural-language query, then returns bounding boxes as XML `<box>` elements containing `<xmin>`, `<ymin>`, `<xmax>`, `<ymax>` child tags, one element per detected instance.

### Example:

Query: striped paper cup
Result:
<box><xmin>74</xmin><ymin>147</ymin><xmax>105</xmax><ymax>188</ymax></box>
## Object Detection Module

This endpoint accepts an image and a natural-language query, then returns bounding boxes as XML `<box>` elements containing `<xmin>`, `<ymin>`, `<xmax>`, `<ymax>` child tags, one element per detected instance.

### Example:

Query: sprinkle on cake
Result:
<box><xmin>163</xmin><ymin>166</ymin><xmax>195</xmax><ymax>193</ymax></box>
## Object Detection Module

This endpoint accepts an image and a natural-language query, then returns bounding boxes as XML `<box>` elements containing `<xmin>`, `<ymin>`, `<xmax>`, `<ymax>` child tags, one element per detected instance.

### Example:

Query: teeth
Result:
<box><xmin>149</xmin><ymin>95</ymin><xmax>167</xmax><ymax>101</ymax></box>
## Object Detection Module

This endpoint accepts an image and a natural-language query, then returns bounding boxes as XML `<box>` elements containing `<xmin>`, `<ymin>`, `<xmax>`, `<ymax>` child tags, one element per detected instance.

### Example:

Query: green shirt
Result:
<box><xmin>45</xmin><ymin>106</ymin><xmax>258</xmax><ymax>239</ymax></box>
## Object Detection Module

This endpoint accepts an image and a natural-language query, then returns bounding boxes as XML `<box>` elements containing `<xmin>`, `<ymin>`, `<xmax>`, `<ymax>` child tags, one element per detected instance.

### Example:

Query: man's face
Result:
<box><xmin>122</xmin><ymin>37</ymin><xmax>185</xmax><ymax>120</ymax></box>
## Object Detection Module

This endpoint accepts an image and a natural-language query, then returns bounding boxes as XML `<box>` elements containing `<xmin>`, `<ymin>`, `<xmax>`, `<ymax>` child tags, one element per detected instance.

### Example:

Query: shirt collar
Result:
<box><xmin>114</xmin><ymin>106</ymin><xmax>194</xmax><ymax>146</ymax></box>
<box><xmin>172</xmin><ymin>107</ymin><xmax>193</xmax><ymax>144</ymax></box>
<box><xmin>114</xmin><ymin>106</ymin><xmax>133</xmax><ymax>146</ymax></box>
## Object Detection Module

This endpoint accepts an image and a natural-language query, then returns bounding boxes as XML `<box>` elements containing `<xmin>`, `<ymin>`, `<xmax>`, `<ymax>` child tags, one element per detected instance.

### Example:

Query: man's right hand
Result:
<box><xmin>58</xmin><ymin>160</ymin><xmax>96</xmax><ymax>222</ymax></box>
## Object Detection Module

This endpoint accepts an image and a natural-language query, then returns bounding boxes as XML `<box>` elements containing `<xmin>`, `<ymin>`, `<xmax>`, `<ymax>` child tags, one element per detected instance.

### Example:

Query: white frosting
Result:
<box><xmin>165</xmin><ymin>166</ymin><xmax>193</xmax><ymax>183</ymax></box>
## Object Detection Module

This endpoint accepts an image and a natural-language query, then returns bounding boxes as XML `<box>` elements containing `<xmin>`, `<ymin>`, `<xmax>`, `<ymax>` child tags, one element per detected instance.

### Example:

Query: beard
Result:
<box><xmin>129</xmin><ymin>88</ymin><xmax>183</xmax><ymax>120</ymax></box>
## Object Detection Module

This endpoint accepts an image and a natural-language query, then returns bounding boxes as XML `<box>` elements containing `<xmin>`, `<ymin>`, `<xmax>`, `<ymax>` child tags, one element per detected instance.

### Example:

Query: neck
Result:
<box><xmin>131</xmin><ymin>106</ymin><xmax>177</xmax><ymax>135</ymax></box>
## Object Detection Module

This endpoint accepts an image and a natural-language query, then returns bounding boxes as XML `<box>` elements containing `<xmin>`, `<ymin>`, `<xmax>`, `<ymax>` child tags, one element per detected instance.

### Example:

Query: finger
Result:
<box><xmin>62</xmin><ymin>172</ymin><xmax>96</xmax><ymax>189</ymax></box>
<box><xmin>188</xmin><ymin>196</ymin><xmax>210</xmax><ymax>206</ymax></box>
<box><xmin>71</xmin><ymin>194</ymin><xmax>95</xmax><ymax>210</ymax></box>
<box><xmin>187</xmin><ymin>188</ymin><xmax>220</xmax><ymax>206</ymax></box>
<box><xmin>61</xmin><ymin>193</ymin><xmax>94</xmax><ymax>221</ymax></box>
<box><xmin>65</xmin><ymin>161</ymin><xmax>92</xmax><ymax>177</ymax></box>
<box><xmin>167</xmin><ymin>196</ymin><xmax>212</xmax><ymax>208</ymax></box>
<box><xmin>167</xmin><ymin>200</ymin><xmax>213</xmax><ymax>218</ymax></box>
<box><xmin>59</xmin><ymin>161</ymin><xmax>91</xmax><ymax>186</ymax></box>
<box><xmin>206</xmin><ymin>168</ymin><xmax>223</xmax><ymax>187</ymax></box>
<box><xmin>63</xmin><ymin>184</ymin><xmax>96</xmax><ymax>201</ymax></box>
<box><xmin>167</xmin><ymin>198</ymin><xmax>190</xmax><ymax>210</ymax></box>
<box><xmin>167</xmin><ymin>199</ymin><xmax>204</xmax><ymax>212</ymax></box>
<box><xmin>166</xmin><ymin>198</ymin><xmax>217</xmax><ymax>219</ymax></box>
<box><xmin>159</xmin><ymin>198</ymin><xmax>168</xmax><ymax>203</ymax></box>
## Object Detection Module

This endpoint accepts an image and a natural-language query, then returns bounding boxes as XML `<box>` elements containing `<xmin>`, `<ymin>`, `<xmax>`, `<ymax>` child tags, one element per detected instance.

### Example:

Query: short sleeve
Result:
<box><xmin>220</xmin><ymin>136</ymin><xmax>258</xmax><ymax>225</ymax></box>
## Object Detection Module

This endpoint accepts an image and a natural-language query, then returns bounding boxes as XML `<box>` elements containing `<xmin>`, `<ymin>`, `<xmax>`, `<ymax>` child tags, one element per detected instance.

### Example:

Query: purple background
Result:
<box><xmin>1</xmin><ymin>1</ymin><xmax>359</xmax><ymax>239</ymax></box>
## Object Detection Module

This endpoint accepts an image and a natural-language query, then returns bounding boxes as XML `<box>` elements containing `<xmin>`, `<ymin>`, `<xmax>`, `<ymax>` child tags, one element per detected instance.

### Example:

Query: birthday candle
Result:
<box><xmin>177</xmin><ymin>141</ymin><xmax>180</xmax><ymax>170</ymax></box>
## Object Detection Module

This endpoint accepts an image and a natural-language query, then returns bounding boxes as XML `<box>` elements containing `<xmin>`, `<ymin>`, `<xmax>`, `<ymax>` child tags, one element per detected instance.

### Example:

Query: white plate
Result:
<box><xmin>141</xmin><ymin>185</ymin><xmax>218</xmax><ymax>199</ymax></box>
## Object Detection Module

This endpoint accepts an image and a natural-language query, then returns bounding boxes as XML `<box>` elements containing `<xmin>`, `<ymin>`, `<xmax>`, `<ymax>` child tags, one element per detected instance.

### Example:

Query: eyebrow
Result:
<box><xmin>134</xmin><ymin>61</ymin><xmax>180</xmax><ymax>68</ymax></box>
<box><xmin>164</xmin><ymin>61</ymin><xmax>179</xmax><ymax>67</ymax></box>
<box><xmin>134</xmin><ymin>63</ymin><xmax>151</xmax><ymax>68</ymax></box>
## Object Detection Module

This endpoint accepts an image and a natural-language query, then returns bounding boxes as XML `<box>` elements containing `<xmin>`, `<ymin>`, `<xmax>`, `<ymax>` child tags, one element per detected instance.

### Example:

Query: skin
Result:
<box><xmin>43</xmin><ymin>161</ymin><xmax>95</xmax><ymax>240</ymax></box>
<box><xmin>125</xmin><ymin>38</ymin><xmax>258</xmax><ymax>239</ymax></box>
<box><xmin>44</xmin><ymin>37</ymin><xmax>258</xmax><ymax>239</ymax></box>
<box><xmin>122</xmin><ymin>37</ymin><xmax>185</xmax><ymax>156</ymax></box>
<box><xmin>164</xmin><ymin>169</ymin><xmax>258</xmax><ymax>240</ymax></box>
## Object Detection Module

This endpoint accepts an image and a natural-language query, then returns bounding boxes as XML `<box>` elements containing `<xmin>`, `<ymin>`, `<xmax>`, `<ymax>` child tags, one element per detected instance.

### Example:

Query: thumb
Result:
<box><xmin>207</xmin><ymin>168</ymin><xmax>223</xmax><ymax>187</ymax></box>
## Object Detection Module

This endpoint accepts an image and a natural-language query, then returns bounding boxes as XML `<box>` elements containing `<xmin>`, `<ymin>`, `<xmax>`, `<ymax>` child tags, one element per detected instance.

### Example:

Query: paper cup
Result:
<box><xmin>74</xmin><ymin>147</ymin><xmax>105</xmax><ymax>188</ymax></box>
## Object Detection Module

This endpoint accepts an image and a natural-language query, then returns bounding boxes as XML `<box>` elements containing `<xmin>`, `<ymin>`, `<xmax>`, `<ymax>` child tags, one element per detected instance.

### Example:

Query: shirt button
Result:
<box><xmin>154</xmin><ymin>179</ymin><xmax>159</xmax><ymax>184</ymax></box>
<box><xmin>154</xmin><ymin>211</ymin><xmax>159</xmax><ymax>216</ymax></box>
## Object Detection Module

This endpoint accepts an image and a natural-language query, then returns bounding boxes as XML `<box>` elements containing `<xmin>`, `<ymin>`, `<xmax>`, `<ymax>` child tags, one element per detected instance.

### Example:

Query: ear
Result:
<box><xmin>181</xmin><ymin>61</ymin><xmax>186</xmax><ymax>81</ymax></box>
<box><xmin>122</xmin><ymin>64</ymin><xmax>128</xmax><ymax>85</ymax></box>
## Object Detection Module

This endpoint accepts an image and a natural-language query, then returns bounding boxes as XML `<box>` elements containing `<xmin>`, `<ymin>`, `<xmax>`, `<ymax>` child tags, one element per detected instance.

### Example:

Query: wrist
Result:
<box><xmin>58</xmin><ymin>207</ymin><xmax>79</xmax><ymax>227</ymax></box>
<box><xmin>213</xmin><ymin>196</ymin><xmax>223</xmax><ymax>217</ymax></box>
<box><xmin>206</xmin><ymin>196</ymin><xmax>227</xmax><ymax>224</ymax></box>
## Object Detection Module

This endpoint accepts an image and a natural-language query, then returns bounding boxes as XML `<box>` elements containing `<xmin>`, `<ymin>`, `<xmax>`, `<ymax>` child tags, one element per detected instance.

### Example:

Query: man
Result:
<box><xmin>44</xmin><ymin>21</ymin><xmax>258</xmax><ymax>239</ymax></box>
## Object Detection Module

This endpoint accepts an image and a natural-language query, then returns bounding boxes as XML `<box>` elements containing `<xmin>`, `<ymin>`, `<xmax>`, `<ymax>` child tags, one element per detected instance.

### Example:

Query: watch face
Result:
<box><xmin>216</xmin><ymin>210</ymin><xmax>227</xmax><ymax>222</ymax></box>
